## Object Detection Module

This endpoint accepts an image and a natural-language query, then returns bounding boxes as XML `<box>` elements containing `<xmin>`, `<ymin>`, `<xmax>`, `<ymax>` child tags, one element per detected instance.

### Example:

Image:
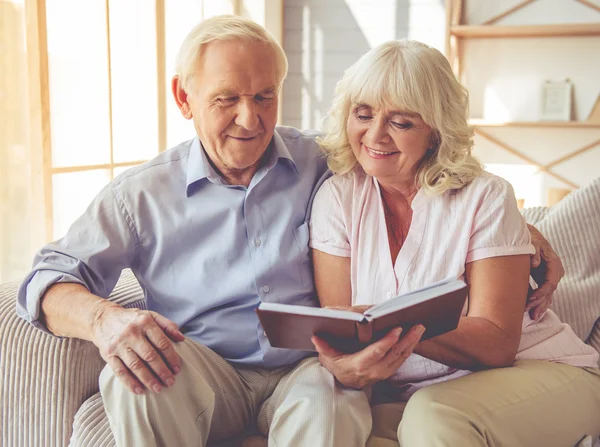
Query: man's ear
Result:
<box><xmin>171</xmin><ymin>75</ymin><xmax>193</xmax><ymax>120</ymax></box>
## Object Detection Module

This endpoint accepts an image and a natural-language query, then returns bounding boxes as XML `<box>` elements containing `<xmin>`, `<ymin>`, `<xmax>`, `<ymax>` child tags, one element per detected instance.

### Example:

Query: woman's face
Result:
<box><xmin>346</xmin><ymin>102</ymin><xmax>433</xmax><ymax>184</ymax></box>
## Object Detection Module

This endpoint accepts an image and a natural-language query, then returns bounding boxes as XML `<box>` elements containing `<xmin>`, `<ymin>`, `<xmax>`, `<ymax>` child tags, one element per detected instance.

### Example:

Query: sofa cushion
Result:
<box><xmin>70</xmin><ymin>392</ymin><xmax>114</xmax><ymax>447</ymax></box>
<box><xmin>521</xmin><ymin>177</ymin><xmax>600</xmax><ymax>347</ymax></box>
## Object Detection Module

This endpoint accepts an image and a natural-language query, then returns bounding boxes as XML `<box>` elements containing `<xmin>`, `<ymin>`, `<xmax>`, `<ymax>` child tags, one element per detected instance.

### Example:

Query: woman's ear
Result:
<box><xmin>171</xmin><ymin>75</ymin><xmax>193</xmax><ymax>120</ymax></box>
<box><xmin>427</xmin><ymin>130</ymin><xmax>441</xmax><ymax>152</ymax></box>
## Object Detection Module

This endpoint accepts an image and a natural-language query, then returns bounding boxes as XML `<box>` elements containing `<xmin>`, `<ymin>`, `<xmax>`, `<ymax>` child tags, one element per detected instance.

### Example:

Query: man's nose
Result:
<box><xmin>234</xmin><ymin>100</ymin><xmax>260</xmax><ymax>131</ymax></box>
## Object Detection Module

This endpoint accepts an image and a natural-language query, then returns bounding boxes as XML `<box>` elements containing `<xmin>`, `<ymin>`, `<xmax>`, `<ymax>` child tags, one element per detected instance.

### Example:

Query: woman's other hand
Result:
<box><xmin>311</xmin><ymin>325</ymin><xmax>425</xmax><ymax>389</ymax></box>
<box><xmin>527</xmin><ymin>224</ymin><xmax>565</xmax><ymax>320</ymax></box>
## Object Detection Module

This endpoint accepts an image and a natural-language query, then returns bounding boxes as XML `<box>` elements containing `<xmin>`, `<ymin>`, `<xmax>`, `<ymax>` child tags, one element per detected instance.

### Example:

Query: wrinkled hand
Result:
<box><xmin>527</xmin><ymin>224</ymin><xmax>565</xmax><ymax>320</ymax></box>
<box><xmin>91</xmin><ymin>305</ymin><xmax>185</xmax><ymax>394</ymax></box>
<box><xmin>311</xmin><ymin>325</ymin><xmax>425</xmax><ymax>389</ymax></box>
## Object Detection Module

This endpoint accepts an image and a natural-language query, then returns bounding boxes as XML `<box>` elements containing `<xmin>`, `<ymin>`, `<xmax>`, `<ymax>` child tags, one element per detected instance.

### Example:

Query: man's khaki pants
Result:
<box><xmin>99</xmin><ymin>338</ymin><xmax>371</xmax><ymax>447</ymax></box>
<box><xmin>367</xmin><ymin>360</ymin><xmax>600</xmax><ymax>447</ymax></box>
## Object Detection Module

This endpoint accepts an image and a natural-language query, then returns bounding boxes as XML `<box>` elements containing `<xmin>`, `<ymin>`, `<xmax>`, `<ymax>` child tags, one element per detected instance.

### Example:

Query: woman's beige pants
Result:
<box><xmin>99</xmin><ymin>338</ymin><xmax>371</xmax><ymax>447</ymax></box>
<box><xmin>368</xmin><ymin>360</ymin><xmax>600</xmax><ymax>447</ymax></box>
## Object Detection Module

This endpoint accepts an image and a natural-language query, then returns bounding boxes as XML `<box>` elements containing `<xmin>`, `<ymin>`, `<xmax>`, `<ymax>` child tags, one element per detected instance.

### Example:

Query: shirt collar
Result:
<box><xmin>186</xmin><ymin>136</ymin><xmax>217</xmax><ymax>195</ymax></box>
<box><xmin>266</xmin><ymin>129</ymin><xmax>299</xmax><ymax>175</ymax></box>
<box><xmin>186</xmin><ymin>130</ymin><xmax>299</xmax><ymax>196</ymax></box>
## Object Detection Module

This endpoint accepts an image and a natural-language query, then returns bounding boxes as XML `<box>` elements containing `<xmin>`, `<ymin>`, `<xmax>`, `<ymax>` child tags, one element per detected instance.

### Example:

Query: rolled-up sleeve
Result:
<box><xmin>16</xmin><ymin>183</ymin><xmax>139</xmax><ymax>333</ymax></box>
<box><xmin>466</xmin><ymin>178</ymin><xmax>535</xmax><ymax>263</ymax></box>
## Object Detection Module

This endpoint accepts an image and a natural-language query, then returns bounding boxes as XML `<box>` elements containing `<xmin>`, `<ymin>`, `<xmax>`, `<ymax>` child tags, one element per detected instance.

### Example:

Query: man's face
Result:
<box><xmin>178</xmin><ymin>39</ymin><xmax>280</xmax><ymax>178</ymax></box>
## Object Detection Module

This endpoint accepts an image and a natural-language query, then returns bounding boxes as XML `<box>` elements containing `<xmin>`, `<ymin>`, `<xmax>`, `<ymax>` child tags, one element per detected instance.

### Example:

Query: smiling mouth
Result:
<box><xmin>364</xmin><ymin>145</ymin><xmax>398</xmax><ymax>157</ymax></box>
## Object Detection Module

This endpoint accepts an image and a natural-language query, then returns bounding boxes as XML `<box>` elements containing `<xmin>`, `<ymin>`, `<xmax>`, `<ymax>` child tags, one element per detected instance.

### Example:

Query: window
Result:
<box><xmin>0</xmin><ymin>0</ymin><xmax>282</xmax><ymax>282</ymax></box>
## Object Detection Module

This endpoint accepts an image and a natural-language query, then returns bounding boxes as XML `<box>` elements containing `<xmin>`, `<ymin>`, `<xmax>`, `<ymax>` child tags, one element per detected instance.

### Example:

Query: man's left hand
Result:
<box><xmin>527</xmin><ymin>223</ymin><xmax>565</xmax><ymax>320</ymax></box>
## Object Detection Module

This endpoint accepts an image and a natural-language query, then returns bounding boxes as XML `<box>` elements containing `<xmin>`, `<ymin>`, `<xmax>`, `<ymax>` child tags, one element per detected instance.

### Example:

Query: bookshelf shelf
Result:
<box><xmin>450</xmin><ymin>23</ymin><xmax>600</xmax><ymax>38</ymax></box>
<box><xmin>469</xmin><ymin>120</ymin><xmax>600</xmax><ymax>128</ymax></box>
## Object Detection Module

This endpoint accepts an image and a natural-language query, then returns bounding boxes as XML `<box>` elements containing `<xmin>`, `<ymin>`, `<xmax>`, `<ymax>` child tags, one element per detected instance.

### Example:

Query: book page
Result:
<box><xmin>258</xmin><ymin>302</ymin><xmax>366</xmax><ymax>322</ymax></box>
<box><xmin>364</xmin><ymin>278</ymin><xmax>466</xmax><ymax>320</ymax></box>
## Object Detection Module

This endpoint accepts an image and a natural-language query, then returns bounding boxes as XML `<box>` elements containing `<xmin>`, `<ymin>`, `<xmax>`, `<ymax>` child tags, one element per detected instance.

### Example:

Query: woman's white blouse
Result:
<box><xmin>310</xmin><ymin>170</ymin><xmax>599</xmax><ymax>395</ymax></box>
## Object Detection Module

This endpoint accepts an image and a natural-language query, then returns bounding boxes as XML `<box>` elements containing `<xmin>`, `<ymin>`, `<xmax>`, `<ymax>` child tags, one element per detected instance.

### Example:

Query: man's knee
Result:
<box><xmin>99</xmin><ymin>354</ymin><xmax>216</xmax><ymax>419</ymax></box>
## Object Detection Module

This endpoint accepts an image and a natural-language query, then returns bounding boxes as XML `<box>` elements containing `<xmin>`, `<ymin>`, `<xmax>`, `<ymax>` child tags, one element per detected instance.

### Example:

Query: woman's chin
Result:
<box><xmin>358</xmin><ymin>161</ymin><xmax>394</xmax><ymax>179</ymax></box>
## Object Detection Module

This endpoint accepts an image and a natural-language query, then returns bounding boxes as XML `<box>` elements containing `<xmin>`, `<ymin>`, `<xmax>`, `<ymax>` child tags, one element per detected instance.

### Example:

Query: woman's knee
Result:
<box><xmin>398</xmin><ymin>387</ymin><xmax>483</xmax><ymax>446</ymax></box>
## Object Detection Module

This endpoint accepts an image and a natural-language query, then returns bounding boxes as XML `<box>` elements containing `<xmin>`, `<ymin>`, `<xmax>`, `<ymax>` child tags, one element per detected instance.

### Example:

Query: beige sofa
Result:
<box><xmin>2</xmin><ymin>178</ymin><xmax>600</xmax><ymax>446</ymax></box>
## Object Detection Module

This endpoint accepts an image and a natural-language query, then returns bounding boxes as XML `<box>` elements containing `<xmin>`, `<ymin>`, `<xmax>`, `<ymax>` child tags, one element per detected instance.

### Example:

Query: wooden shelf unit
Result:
<box><xmin>445</xmin><ymin>0</ymin><xmax>600</xmax><ymax>190</ymax></box>
<box><xmin>469</xmin><ymin>120</ymin><xmax>600</xmax><ymax>129</ymax></box>
<box><xmin>450</xmin><ymin>23</ymin><xmax>600</xmax><ymax>38</ymax></box>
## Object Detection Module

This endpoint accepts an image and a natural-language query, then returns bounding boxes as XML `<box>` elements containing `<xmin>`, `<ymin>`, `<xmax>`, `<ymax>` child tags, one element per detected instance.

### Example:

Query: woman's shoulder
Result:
<box><xmin>451</xmin><ymin>171</ymin><xmax>515</xmax><ymax>202</ymax></box>
<box><xmin>321</xmin><ymin>169</ymin><xmax>372</xmax><ymax>196</ymax></box>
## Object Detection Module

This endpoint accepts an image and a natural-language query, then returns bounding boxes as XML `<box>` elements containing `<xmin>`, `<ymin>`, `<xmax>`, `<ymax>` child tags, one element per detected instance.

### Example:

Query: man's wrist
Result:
<box><xmin>89</xmin><ymin>300</ymin><xmax>121</xmax><ymax>343</ymax></box>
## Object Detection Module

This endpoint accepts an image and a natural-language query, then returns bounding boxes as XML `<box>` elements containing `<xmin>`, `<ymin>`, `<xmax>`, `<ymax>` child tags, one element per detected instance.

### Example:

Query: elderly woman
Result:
<box><xmin>309</xmin><ymin>40</ymin><xmax>600</xmax><ymax>446</ymax></box>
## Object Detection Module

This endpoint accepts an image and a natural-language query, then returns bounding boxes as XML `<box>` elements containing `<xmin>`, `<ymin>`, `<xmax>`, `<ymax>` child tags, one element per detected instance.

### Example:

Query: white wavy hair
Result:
<box><xmin>318</xmin><ymin>40</ymin><xmax>482</xmax><ymax>195</ymax></box>
<box><xmin>175</xmin><ymin>15</ymin><xmax>288</xmax><ymax>92</ymax></box>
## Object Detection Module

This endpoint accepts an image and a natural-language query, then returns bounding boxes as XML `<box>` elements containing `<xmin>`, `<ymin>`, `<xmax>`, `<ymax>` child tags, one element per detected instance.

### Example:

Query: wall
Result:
<box><xmin>464</xmin><ymin>0</ymin><xmax>600</xmax><ymax>206</ymax></box>
<box><xmin>282</xmin><ymin>0</ymin><xmax>445</xmax><ymax>130</ymax></box>
<box><xmin>282</xmin><ymin>0</ymin><xmax>600</xmax><ymax>207</ymax></box>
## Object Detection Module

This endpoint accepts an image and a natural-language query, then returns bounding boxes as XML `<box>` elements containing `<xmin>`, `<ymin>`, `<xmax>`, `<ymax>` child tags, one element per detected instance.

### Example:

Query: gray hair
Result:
<box><xmin>175</xmin><ymin>15</ymin><xmax>288</xmax><ymax>92</ymax></box>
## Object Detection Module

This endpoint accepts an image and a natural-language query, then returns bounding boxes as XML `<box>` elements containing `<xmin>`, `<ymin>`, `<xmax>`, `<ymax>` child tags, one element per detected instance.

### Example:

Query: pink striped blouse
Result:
<box><xmin>309</xmin><ymin>170</ymin><xmax>599</xmax><ymax>395</ymax></box>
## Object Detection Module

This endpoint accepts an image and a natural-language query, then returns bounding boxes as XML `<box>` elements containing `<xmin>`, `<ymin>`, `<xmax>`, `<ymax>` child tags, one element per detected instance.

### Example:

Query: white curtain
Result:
<box><xmin>0</xmin><ymin>1</ymin><xmax>40</xmax><ymax>283</ymax></box>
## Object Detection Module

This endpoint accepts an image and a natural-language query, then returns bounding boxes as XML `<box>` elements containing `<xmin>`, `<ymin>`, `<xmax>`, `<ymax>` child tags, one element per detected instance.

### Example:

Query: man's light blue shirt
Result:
<box><xmin>17</xmin><ymin>126</ymin><xmax>330</xmax><ymax>368</ymax></box>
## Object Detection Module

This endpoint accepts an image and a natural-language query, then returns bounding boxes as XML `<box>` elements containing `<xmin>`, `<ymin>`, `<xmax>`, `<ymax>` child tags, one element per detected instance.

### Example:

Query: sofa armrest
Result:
<box><xmin>0</xmin><ymin>270</ymin><xmax>144</xmax><ymax>447</ymax></box>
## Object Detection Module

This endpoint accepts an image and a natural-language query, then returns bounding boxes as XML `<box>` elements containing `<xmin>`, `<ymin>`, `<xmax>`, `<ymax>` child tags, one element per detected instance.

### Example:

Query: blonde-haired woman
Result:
<box><xmin>310</xmin><ymin>40</ymin><xmax>600</xmax><ymax>446</ymax></box>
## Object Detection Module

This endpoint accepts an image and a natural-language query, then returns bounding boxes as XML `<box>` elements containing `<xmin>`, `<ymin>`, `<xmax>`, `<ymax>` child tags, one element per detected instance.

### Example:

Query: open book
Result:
<box><xmin>256</xmin><ymin>278</ymin><xmax>468</xmax><ymax>352</ymax></box>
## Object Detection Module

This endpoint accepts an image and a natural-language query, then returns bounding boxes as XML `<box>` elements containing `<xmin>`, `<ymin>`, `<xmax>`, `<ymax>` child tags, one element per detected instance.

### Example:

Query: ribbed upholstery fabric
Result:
<box><xmin>70</xmin><ymin>393</ymin><xmax>113</xmax><ymax>447</ymax></box>
<box><xmin>2</xmin><ymin>176</ymin><xmax>600</xmax><ymax>447</ymax></box>
<box><xmin>521</xmin><ymin>177</ymin><xmax>600</xmax><ymax>356</ymax></box>
<box><xmin>0</xmin><ymin>270</ymin><xmax>144</xmax><ymax>447</ymax></box>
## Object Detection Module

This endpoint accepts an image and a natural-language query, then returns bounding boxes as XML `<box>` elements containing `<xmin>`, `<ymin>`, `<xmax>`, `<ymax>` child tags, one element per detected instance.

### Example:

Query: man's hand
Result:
<box><xmin>311</xmin><ymin>325</ymin><xmax>425</xmax><ymax>389</ymax></box>
<box><xmin>527</xmin><ymin>224</ymin><xmax>565</xmax><ymax>320</ymax></box>
<box><xmin>91</xmin><ymin>304</ymin><xmax>185</xmax><ymax>394</ymax></box>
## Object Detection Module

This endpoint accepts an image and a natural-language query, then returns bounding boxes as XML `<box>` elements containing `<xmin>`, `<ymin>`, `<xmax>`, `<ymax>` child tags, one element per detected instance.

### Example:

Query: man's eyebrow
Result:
<box><xmin>208</xmin><ymin>90</ymin><xmax>237</xmax><ymax>101</ymax></box>
<box><xmin>209</xmin><ymin>86</ymin><xmax>278</xmax><ymax>99</ymax></box>
<box><xmin>257</xmin><ymin>86</ymin><xmax>277</xmax><ymax>96</ymax></box>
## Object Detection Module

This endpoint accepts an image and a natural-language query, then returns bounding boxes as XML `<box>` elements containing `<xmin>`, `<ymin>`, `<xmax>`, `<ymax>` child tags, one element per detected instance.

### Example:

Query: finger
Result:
<box><xmin>106</xmin><ymin>355</ymin><xmax>145</xmax><ymax>394</ymax></box>
<box><xmin>124</xmin><ymin>341</ymin><xmax>167</xmax><ymax>393</ymax></box>
<box><xmin>145</xmin><ymin>324</ymin><xmax>181</xmax><ymax>380</ymax></box>
<box><xmin>384</xmin><ymin>325</ymin><xmax>425</xmax><ymax>369</ymax></box>
<box><xmin>151</xmin><ymin>312</ymin><xmax>185</xmax><ymax>342</ymax></box>
<box><xmin>531</xmin><ymin>304</ymin><xmax>549</xmax><ymax>321</ymax></box>
<box><xmin>353</xmin><ymin>327</ymin><xmax>403</xmax><ymax>366</ymax></box>
<box><xmin>530</xmin><ymin>250</ymin><xmax>541</xmax><ymax>268</ymax></box>
<box><xmin>530</xmin><ymin>280</ymin><xmax>557</xmax><ymax>299</ymax></box>
<box><xmin>525</xmin><ymin>295</ymin><xmax>547</xmax><ymax>310</ymax></box>
<box><xmin>311</xmin><ymin>336</ymin><xmax>344</xmax><ymax>358</ymax></box>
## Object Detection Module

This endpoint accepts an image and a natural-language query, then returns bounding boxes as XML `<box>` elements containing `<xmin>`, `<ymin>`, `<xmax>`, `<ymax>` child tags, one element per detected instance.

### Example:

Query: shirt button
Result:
<box><xmin>386</xmin><ymin>292</ymin><xmax>392</xmax><ymax>299</ymax></box>
<box><xmin>262</xmin><ymin>285</ymin><xmax>270</xmax><ymax>293</ymax></box>
<box><xmin>254</xmin><ymin>238</ymin><xmax>262</xmax><ymax>247</ymax></box>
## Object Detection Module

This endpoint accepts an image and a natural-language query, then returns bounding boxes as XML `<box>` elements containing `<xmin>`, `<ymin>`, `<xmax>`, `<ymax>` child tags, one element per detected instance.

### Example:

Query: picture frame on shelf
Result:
<box><xmin>540</xmin><ymin>79</ymin><xmax>573</xmax><ymax>121</ymax></box>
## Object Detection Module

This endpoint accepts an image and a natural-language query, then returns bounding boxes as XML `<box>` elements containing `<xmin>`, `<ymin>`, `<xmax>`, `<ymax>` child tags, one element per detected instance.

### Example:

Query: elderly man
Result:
<box><xmin>17</xmin><ymin>15</ymin><xmax>561</xmax><ymax>447</ymax></box>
